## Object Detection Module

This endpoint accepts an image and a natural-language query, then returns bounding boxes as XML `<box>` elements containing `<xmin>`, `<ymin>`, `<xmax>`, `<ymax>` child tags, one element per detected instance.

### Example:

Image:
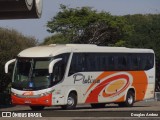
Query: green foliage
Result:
<box><xmin>114</xmin><ymin>40</ymin><xmax>126</xmax><ymax>47</ymax></box>
<box><xmin>43</xmin><ymin>33</ymin><xmax>70</xmax><ymax>45</ymax></box>
<box><xmin>0</xmin><ymin>28</ymin><xmax>37</xmax><ymax>92</ymax></box>
<box><xmin>124</xmin><ymin>14</ymin><xmax>160</xmax><ymax>53</ymax></box>
<box><xmin>46</xmin><ymin>5</ymin><xmax>132</xmax><ymax>45</ymax></box>
<box><xmin>124</xmin><ymin>14</ymin><xmax>160</xmax><ymax>46</ymax></box>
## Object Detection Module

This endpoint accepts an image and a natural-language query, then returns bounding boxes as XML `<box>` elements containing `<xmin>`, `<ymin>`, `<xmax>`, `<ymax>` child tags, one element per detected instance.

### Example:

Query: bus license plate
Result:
<box><xmin>25</xmin><ymin>100</ymin><xmax>31</xmax><ymax>104</ymax></box>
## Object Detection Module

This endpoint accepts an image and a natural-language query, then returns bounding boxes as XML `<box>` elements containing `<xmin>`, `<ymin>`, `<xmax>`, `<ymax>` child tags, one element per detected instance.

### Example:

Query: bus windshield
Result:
<box><xmin>12</xmin><ymin>57</ymin><xmax>52</xmax><ymax>91</ymax></box>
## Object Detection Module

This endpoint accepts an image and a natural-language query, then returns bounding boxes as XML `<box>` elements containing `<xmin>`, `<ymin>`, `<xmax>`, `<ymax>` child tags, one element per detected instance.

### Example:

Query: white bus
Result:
<box><xmin>5</xmin><ymin>44</ymin><xmax>155</xmax><ymax>110</ymax></box>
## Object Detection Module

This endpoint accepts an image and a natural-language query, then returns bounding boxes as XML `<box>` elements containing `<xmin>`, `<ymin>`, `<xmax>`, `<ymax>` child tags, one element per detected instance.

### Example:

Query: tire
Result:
<box><xmin>61</xmin><ymin>93</ymin><xmax>77</xmax><ymax>110</ymax></box>
<box><xmin>25</xmin><ymin>0</ymin><xmax>34</xmax><ymax>10</ymax></box>
<box><xmin>30</xmin><ymin>106</ymin><xmax>45</xmax><ymax>111</ymax></box>
<box><xmin>118</xmin><ymin>90</ymin><xmax>135</xmax><ymax>107</ymax></box>
<box><xmin>91</xmin><ymin>103</ymin><xmax>106</xmax><ymax>108</ymax></box>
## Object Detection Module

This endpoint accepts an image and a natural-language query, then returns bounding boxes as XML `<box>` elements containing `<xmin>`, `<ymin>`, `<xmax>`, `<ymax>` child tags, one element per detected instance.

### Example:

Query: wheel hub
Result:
<box><xmin>128</xmin><ymin>95</ymin><xmax>133</xmax><ymax>104</ymax></box>
<box><xmin>67</xmin><ymin>97</ymin><xmax>74</xmax><ymax>106</ymax></box>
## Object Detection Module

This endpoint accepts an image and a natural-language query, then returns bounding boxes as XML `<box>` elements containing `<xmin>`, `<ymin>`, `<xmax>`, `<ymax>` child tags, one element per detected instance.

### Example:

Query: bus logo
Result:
<box><xmin>73</xmin><ymin>73</ymin><xmax>100</xmax><ymax>84</ymax></box>
<box><xmin>23</xmin><ymin>91</ymin><xmax>34</xmax><ymax>96</ymax></box>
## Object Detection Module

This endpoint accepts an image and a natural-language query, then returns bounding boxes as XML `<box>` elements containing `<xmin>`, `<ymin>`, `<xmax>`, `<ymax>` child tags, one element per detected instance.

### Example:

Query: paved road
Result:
<box><xmin>0</xmin><ymin>100</ymin><xmax>160</xmax><ymax>119</ymax></box>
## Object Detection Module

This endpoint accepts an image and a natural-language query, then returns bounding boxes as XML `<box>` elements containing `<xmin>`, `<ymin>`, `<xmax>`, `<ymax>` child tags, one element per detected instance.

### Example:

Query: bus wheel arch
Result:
<box><xmin>61</xmin><ymin>90</ymin><xmax>77</xmax><ymax>109</ymax></box>
<box><xmin>119</xmin><ymin>88</ymin><xmax>135</xmax><ymax>107</ymax></box>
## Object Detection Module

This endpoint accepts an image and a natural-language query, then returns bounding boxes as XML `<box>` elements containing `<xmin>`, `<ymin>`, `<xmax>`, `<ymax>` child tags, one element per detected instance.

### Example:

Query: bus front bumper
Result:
<box><xmin>11</xmin><ymin>94</ymin><xmax>52</xmax><ymax>106</ymax></box>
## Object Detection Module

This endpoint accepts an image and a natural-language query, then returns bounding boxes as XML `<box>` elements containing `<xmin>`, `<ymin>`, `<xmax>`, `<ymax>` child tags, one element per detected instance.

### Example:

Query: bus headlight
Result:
<box><xmin>40</xmin><ymin>91</ymin><xmax>52</xmax><ymax>97</ymax></box>
<box><xmin>11</xmin><ymin>92</ymin><xmax>17</xmax><ymax>96</ymax></box>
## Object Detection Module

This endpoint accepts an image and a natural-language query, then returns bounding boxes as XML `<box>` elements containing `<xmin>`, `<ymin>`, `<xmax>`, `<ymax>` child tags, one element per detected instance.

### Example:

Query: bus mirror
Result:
<box><xmin>5</xmin><ymin>59</ymin><xmax>16</xmax><ymax>74</ymax></box>
<box><xmin>49</xmin><ymin>58</ymin><xmax>62</xmax><ymax>73</ymax></box>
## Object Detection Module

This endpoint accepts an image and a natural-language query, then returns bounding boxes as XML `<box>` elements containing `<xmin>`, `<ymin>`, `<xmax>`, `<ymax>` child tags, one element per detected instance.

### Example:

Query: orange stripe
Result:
<box><xmin>129</xmin><ymin>71</ymin><xmax>148</xmax><ymax>101</ymax></box>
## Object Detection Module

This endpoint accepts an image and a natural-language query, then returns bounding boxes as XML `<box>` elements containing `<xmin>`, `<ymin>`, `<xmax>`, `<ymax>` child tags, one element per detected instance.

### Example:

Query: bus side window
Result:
<box><xmin>108</xmin><ymin>56</ymin><xmax>115</xmax><ymax>70</ymax></box>
<box><xmin>117</xmin><ymin>55</ymin><xmax>127</xmax><ymax>70</ymax></box>
<box><xmin>145</xmin><ymin>54</ymin><xmax>154</xmax><ymax>70</ymax></box>
<box><xmin>69</xmin><ymin>53</ymin><xmax>85</xmax><ymax>76</ymax></box>
<box><xmin>131</xmin><ymin>54</ymin><xmax>139</xmax><ymax>70</ymax></box>
<box><xmin>52</xmin><ymin>53</ymin><xmax>69</xmax><ymax>84</ymax></box>
<box><xmin>139</xmin><ymin>55</ymin><xmax>147</xmax><ymax>70</ymax></box>
<box><xmin>98</xmin><ymin>55</ymin><xmax>107</xmax><ymax>71</ymax></box>
<box><xmin>143</xmin><ymin>54</ymin><xmax>154</xmax><ymax>70</ymax></box>
<box><xmin>131</xmin><ymin>53</ymin><xmax>154</xmax><ymax>71</ymax></box>
<box><xmin>52</xmin><ymin>61</ymin><xmax>65</xmax><ymax>84</ymax></box>
<box><xmin>85</xmin><ymin>54</ymin><xmax>97</xmax><ymax>71</ymax></box>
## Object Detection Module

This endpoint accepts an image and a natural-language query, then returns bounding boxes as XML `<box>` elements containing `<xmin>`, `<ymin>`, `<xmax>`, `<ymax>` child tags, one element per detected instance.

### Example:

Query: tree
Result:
<box><xmin>46</xmin><ymin>5</ymin><xmax>132</xmax><ymax>45</ymax></box>
<box><xmin>43</xmin><ymin>33</ymin><xmax>70</xmax><ymax>45</ymax></box>
<box><xmin>124</xmin><ymin>14</ymin><xmax>160</xmax><ymax>91</ymax></box>
<box><xmin>0</xmin><ymin>28</ymin><xmax>37</xmax><ymax>93</ymax></box>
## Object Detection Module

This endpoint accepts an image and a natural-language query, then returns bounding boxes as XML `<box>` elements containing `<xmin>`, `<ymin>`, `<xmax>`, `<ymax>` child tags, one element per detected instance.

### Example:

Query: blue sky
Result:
<box><xmin>0</xmin><ymin>0</ymin><xmax>160</xmax><ymax>43</ymax></box>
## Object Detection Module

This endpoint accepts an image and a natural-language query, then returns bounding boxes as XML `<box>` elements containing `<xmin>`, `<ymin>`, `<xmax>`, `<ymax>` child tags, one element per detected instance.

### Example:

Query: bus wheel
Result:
<box><xmin>118</xmin><ymin>90</ymin><xmax>135</xmax><ymax>107</ymax></box>
<box><xmin>61</xmin><ymin>93</ymin><xmax>77</xmax><ymax>110</ymax></box>
<box><xmin>30</xmin><ymin>106</ymin><xmax>45</xmax><ymax>111</ymax></box>
<box><xmin>91</xmin><ymin>103</ymin><xmax>106</xmax><ymax>108</ymax></box>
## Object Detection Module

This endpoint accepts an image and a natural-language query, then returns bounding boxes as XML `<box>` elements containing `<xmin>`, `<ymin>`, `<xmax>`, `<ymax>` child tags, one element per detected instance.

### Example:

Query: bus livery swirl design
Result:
<box><xmin>85</xmin><ymin>72</ymin><xmax>133</xmax><ymax>103</ymax></box>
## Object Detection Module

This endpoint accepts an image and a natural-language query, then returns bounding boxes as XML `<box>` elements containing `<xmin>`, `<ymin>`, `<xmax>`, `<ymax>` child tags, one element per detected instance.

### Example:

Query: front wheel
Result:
<box><xmin>61</xmin><ymin>93</ymin><xmax>77</xmax><ymax>110</ymax></box>
<box><xmin>30</xmin><ymin>106</ymin><xmax>45</xmax><ymax>111</ymax></box>
<box><xmin>118</xmin><ymin>90</ymin><xmax>135</xmax><ymax>107</ymax></box>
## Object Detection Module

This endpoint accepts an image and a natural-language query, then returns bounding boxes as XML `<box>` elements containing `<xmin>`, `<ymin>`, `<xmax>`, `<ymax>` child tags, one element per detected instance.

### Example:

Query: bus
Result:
<box><xmin>5</xmin><ymin>44</ymin><xmax>155</xmax><ymax>110</ymax></box>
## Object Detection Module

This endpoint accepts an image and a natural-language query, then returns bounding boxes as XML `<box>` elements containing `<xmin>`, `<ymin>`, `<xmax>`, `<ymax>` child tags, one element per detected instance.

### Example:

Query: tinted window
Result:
<box><xmin>85</xmin><ymin>54</ymin><xmax>97</xmax><ymax>71</ymax></box>
<box><xmin>98</xmin><ymin>55</ymin><xmax>108</xmax><ymax>71</ymax></box>
<box><xmin>51</xmin><ymin>53</ymin><xmax>70</xmax><ymax>85</ymax></box>
<box><xmin>69</xmin><ymin>53</ymin><xmax>154</xmax><ymax>75</ymax></box>
<box><xmin>69</xmin><ymin>53</ymin><xmax>85</xmax><ymax>75</ymax></box>
<box><xmin>115</xmin><ymin>55</ymin><xmax>128</xmax><ymax>70</ymax></box>
<box><xmin>131</xmin><ymin>54</ymin><xmax>140</xmax><ymax>70</ymax></box>
<box><xmin>131</xmin><ymin>53</ymin><xmax>154</xmax><ymax>71</ymax></box>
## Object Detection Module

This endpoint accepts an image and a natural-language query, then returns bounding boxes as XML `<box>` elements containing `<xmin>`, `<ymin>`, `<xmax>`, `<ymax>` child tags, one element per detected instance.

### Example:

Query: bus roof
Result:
<box><xmin>18</xmin><ymin>44</ymin><xmax>154</xmax><ymax>58</ymax></box>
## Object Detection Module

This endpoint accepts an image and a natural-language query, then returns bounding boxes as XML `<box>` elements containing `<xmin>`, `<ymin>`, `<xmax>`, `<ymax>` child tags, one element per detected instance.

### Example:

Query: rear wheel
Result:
<box><xmin>91</xmin><ymin>103</ymin><xmax>106</xmax><ymax>108</ymax></box>
<box><xmin>61</xmin><ymin>93</ymin><xmax>77</xmax><ymax>110</ymax></box>
<box><xmin>118</xmin><ymin>90</ymin><xmax>135</xmax><ymax>107</ymax></box>
<box><xmin>30</xmin><ymin>106</ymin><xmax>44</xmax><ymax>111</ymax></box>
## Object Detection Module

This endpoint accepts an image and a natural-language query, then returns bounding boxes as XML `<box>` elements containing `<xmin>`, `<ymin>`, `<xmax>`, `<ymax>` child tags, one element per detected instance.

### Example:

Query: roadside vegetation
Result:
<box><xmin>0</xmin><ymin>28</ymin><xmax>37</xmax><ymax>105</ymax></box>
